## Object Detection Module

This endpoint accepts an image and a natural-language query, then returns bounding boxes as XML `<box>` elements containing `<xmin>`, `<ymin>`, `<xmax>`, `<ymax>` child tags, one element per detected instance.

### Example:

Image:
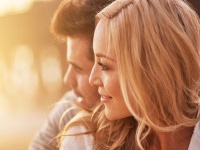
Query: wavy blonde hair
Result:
<box><xmin>59</xmin><ymin>102</ymin><xmax>138</xmax><ymax>150</ymax></box>
<box><xmin>59</xmin><ymin>0</ymin><xmax>200</xmax><ymax>149</ymax></box>
<box><xmin>97</xmin><ymin>0</ymin><xmax>200</xmax><ymax>149</ymax></box>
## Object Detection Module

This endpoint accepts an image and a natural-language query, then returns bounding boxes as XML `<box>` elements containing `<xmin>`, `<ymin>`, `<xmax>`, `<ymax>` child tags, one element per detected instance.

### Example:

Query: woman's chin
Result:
<box><xmin>104</xmin><ymin>108</ymin><xmax>120</xmax><ymax>121</ymax></box>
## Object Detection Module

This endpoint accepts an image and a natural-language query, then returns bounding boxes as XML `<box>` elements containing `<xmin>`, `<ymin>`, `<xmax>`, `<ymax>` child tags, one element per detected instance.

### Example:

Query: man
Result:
<box><xmin>29</xmin><ymin>0</ymin><xmax>113</xmax><ymax>149</ymax></box>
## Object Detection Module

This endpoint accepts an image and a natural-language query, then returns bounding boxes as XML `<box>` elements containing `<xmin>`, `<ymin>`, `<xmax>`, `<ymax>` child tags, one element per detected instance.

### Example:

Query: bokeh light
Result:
<box><xmin>0</xmin><ymin>0</ymin><xmax>51</xmax><ymax>16</ymax></box>
<box><xmin>0</xmin><ymin>0</ymin><xmax>65</xmax><ymax>149</ymax></box>
<box><xmin>9</xmin><ymin>45</ymin><xmax>39</xmax><ymax>96</ymax></box>
<box><xmin>40</xmin><ymin>46</ymin><xmax>63</xmax><ymax>94</ymax></box>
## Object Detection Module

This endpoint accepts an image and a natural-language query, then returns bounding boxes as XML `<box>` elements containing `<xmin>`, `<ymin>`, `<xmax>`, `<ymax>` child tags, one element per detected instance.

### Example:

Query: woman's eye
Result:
<box><xmin>97</xmin><ymin>62</ymin><xmax>109</xmax><ymax>70</ymax></box>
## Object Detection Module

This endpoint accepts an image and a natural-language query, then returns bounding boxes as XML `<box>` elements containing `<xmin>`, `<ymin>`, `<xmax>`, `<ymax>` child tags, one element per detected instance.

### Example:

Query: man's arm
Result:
<box><xmin>29</xmin><ymin>91</ymin><xmax>78</xmax><ymax>150</ymax></box>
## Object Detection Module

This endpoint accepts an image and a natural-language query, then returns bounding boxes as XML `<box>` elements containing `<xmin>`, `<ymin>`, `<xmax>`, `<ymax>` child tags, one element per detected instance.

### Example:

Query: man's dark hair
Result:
<box><xmin>51</xmin><ymin>0</ymin><xmax>113</xmax><ymax>60</ymax></box>
<box><xmin>51</xmin><ymin>0</ymin><xmax>113</xmax><ymax>38</ymax></box>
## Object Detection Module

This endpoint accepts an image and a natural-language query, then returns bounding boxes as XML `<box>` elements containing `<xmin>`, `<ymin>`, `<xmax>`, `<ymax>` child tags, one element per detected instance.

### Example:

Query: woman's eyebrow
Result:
<box><xmin>95</xmin><ymin>53</ymin><xmax>115</xmax><ymax>62</ymax></box>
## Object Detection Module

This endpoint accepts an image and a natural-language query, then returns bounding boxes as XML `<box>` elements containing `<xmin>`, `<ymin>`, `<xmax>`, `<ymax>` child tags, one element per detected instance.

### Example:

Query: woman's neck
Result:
<box><xmin>149</xmin><ymin>126</ymin><xmax>194</xmax><ymax>150</ymax></box>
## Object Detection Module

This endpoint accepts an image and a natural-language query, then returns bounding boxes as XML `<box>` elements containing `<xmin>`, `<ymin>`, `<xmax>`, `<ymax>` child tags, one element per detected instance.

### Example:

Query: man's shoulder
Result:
<box><xmin>28</xmin><ymin>90</ymin><xmax>79</xmax><ymax>150</ymax></box>
<box><xmin>61</xmin><ymin>90</ymin><xmax>78</xmax><ymax>101</ymax></box>
<box><xmin>188</xmin><ymin>121</ymin><xmax>200</xmax><ymax>150</ymax></box>
<box><xmin>51</xmin><ymin>90</ymin><xmax>79</xmax><ymax>119</ymax></box>
<box><xmin>53</xmin><ymin>90</ymin><xmax>78</xmax><ymax>110</ymax></box>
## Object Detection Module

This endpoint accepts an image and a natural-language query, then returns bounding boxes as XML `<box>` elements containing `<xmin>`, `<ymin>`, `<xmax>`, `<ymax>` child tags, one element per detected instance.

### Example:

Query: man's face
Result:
<box><xmin>64</xmin><ymin>36</ymin><xmax>100</xmax><ymax>108</ymax></box>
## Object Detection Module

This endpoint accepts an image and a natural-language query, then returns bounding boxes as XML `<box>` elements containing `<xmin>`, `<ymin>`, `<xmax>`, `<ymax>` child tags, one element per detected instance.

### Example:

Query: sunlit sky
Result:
<box><xmin>0</xmin><ymin>0</ymin><xmax>51</xmax><ymax>16</ymax></box>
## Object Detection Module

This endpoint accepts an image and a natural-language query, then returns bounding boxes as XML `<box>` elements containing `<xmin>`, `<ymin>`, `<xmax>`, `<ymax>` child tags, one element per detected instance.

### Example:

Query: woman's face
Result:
<box><xmin>89</xmin><ymin>20</ymin><xmax>131</xmax><ymax>120</ymax></box>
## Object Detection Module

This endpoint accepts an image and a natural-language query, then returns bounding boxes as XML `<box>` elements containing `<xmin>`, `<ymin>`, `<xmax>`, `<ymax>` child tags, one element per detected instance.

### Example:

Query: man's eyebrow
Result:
<box><xmin>68</xmin><ymin>61</ymin><xmax>83</xmax><ymax>70</ymax></box>
<box><xmin>95</xmin><ymin>53</ymin><xmax>115</xmax><ymax>61</ymax></box>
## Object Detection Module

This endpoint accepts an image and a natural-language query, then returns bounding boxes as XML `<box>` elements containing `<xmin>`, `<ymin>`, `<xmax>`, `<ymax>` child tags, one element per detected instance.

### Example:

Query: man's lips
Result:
<box><xmin>74</xmin><ymin>90</ymin><xmax>85</xmax><ymax>104</ymax></box>
<box><xmin>77</xmin><ymin>97</ymin><xmax>84</xmax><ymax>103</ymax></box>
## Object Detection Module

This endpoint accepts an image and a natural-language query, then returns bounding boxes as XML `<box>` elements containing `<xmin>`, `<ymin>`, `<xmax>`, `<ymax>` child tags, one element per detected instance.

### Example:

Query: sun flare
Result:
<box><xmin>0</xmin><ymin>0</ymin><xmax>51</xmax><ymax>16</ymax></box>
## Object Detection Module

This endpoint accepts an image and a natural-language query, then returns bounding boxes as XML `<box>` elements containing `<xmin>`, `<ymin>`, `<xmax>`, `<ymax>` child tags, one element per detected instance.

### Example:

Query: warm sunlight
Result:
<box><xmin>0</xmin><ymin>0</ymin><xmax>64</xmax><ymax>149</ymax></box>
<box><xmin>0</xmin><ymin>0</ymin><xmax>51</xmax><ymax>16</ymax></box>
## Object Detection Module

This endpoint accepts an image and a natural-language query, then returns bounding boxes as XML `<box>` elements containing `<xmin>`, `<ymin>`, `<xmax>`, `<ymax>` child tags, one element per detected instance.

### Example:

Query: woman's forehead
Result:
<box><xmin>93</xmin><ymin>20</ymin><xmax>116</xmax><ymax>59</ymax></box>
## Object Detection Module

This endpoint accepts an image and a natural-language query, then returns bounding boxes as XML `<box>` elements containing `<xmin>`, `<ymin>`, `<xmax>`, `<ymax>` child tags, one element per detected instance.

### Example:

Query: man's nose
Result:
<box><xmin>63</xmin><ymin>66</ymin><xmax>76</xmax><ymax>89</ymax></box>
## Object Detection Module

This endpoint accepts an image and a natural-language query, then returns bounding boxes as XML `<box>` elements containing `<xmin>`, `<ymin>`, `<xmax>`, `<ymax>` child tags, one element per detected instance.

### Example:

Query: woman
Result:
<box><xmin>89</xmin><ymin>0</ymin><xmax>200</xmax><ymax>149</ymax></box>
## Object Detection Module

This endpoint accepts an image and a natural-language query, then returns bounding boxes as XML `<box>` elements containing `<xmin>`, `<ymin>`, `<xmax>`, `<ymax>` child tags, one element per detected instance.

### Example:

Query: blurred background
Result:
<box><xmin>0</xmin><ymin>0</ymin><xmax>67</xmax><ymax>149</ymax></box>
<box><xmin>0</xmin><ymin>0</ymin><xmax>199</xmax><ymax>150</ymax></box>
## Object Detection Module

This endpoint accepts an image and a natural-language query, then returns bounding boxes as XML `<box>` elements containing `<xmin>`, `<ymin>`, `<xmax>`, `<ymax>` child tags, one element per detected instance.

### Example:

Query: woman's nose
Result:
<box><xmin>89</xmin><ymin>65</ymin><xmax>102</xmax><ymax>86</ymax></box>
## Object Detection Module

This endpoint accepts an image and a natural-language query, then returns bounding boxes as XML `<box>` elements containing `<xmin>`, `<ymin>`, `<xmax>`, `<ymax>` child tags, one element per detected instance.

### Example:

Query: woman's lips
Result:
<box><xmin>100</xmin><ymin>95</ymin><xmax>112</xmax><ymax>103</ymax></box>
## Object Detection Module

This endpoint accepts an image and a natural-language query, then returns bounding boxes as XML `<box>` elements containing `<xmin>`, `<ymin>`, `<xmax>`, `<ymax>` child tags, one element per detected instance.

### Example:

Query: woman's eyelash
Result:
<box><xmin>97</xmin><ymin>62</ymin><xmax>109</xmax><ymax>70</ymax></box>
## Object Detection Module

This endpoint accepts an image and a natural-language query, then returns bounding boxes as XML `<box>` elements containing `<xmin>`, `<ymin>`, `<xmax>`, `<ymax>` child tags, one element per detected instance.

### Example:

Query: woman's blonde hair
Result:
<box><xmin>59</xmin><ymin>102</ymin><xmax>138</xmax><ymax>150</ymax></box>
<box><xmin>59</xmin><ymin>0</ymin><xmax>200</xmax><ymax>149</ymax></box>
<box><xmin>97</xmin><ymin>0</ymin><xmax>200</xmax><ymax>149</ymax></box>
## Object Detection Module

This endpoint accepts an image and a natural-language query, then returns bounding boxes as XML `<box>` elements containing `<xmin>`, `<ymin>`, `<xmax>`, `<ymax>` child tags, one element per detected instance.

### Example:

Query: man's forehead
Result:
<box><xmin>66</xmin><ymin>35</ymin><xmax>90</xmax><ymax>43</ymax></box>
<box><xmin>66</xmin><ymin>36</ymin><xmax>93</xmax><ymax>61</ymax></box>
<box><xmin>66</xmin><ymin>36</ymin><xmax>90</xmax><ymax>48</ymax></box>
